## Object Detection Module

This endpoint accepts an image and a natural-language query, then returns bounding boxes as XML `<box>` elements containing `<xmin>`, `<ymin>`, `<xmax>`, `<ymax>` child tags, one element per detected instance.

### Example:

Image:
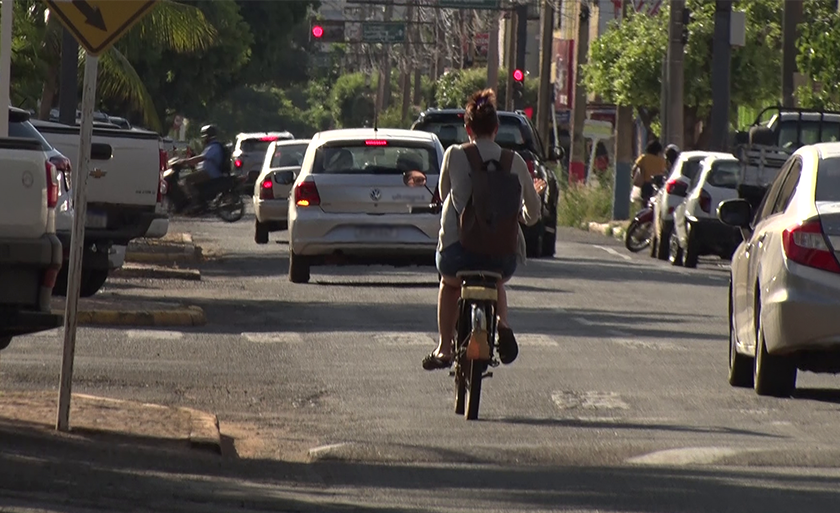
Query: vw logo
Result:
<box><xmin>370</xmin><ymin>188</ymin><xmax>381</xmax><ymax>201</ymax></box>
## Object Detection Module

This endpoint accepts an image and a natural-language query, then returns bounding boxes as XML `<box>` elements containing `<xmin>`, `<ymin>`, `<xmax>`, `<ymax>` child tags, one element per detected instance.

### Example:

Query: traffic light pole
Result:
<box><xmin>514</xmin><ymin>3</ymin><xmax>528</xmax><ymax>111</ymax></box>
<box><xmin>504</xmin><ymin>9</ymin><xmax>516</xmax><ymax>111</ymax></box>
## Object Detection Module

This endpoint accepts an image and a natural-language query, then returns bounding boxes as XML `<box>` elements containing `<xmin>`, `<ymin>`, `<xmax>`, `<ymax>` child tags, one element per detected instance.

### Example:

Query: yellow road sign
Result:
<box><xmin>44</xmin><ymin>0</ymin><xmax>159</xmax><ymax>56</ymax></box>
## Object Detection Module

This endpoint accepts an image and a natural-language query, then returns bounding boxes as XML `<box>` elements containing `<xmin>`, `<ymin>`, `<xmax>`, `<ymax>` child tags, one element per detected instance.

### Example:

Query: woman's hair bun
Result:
<box><xmin>465</xmin><ymin>88</ymin><xmax>499</xmax><ymax>137</ymax></box>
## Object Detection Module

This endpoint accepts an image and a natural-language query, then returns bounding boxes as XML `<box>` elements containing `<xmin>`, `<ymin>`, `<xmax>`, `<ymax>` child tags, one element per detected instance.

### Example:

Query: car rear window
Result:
<box><xmin>706</xmin><ymin>160</ymin><xmax>740</xmax><ymax>189</ymax></box>
<box><xmin>239</xmin><ymin>138</ymin><xmax>274</xmax><ymax>153</ymax></box>
<box><xmin>11</xmin><ymin>120</ymin><xmax>52</xmax><ymax>152</ymax></box>
<box><xmin>313</xmin><ymin>140</ymin><xmax>439</xmax><ymax>175</ymax></box>
<box><xmin>779</xmin><ymin>120</ymin><xmax>840</xmax><ymax>149</ymax></box>
<box><xmin>680</xmin><ymin>157</ymin><xmax>704</xmax><ymax>180</ymax></box>
<box><xmin>815</xmin><ymin>156</ymin><xmax>840</xmax><ymax>202</ymax></box>
<box><xmin>270</xmin><ymin>143</ymin><xmax>308</xmax><ymax>168</ymax></box>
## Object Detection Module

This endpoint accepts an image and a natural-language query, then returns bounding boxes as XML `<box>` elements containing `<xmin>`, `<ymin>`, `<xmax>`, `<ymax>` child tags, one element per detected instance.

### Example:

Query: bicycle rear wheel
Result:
<box><xmin>454</xmin><ymin>301</ymin><xmax>468</xmax><ymax>415</ymax></box>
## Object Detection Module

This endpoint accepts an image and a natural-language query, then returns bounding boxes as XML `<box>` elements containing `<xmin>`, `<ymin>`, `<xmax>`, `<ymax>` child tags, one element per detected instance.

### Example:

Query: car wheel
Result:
<box><xmin>525</xmin><ymin>221</ymin><xmax>545</xmax><ymax>258</ymax></box>
<box><xmin>753</xmin><ymin>300</ymin><xmax>797</xmax><ymax>397</ymax></box>
<box><xmin>684</xmin><ymin>228</ymin><xmax>699</xmax><ymax>268</ymax></box>
<box><xmin>288</xmin><ymin>251</ymin><xmax>311</xmax><ymax>284</ymax></box>
<box><xmin>728</xmin><ymin>281</ymin><xmax>754</xmax><ymax>388</ymax></box>
<box><xmin>79</xmin><ymin>269</ymin><xmax>109</xmax><ymax>298</ymax></box>
<box><xmin>541</xmin><ymin>221</ymin><xmax>556</xmax><ymax>257</ymax></box>
<box><xmin>649</xmin><ymin>231</ymin><xmax>658</xmax><ymax>258</ymax></box>
<box><xmin>668</xmin><ymin>229</ymin><xmax>683</xmax><ymax>266</ymax></box>
<box><xmin>656</xmin><ymin>221</ymin><xmax>672</xmax><ymax>261</ymax></box>
<box><xmin>255</xmin><ymin>220</ymin><xmax>269</xmax><ymax>244</ymax></box>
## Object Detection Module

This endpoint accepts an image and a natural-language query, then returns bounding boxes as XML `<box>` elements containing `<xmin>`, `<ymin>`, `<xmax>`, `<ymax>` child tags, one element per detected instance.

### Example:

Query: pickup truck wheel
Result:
<box><xmin>80</xmin><ymin>269</ymin><xmax>109</xmax><ymax>297</ymax></box>
<box><xmin>289</xmin><ymin>251</ymin><xmax>311</xmax><ymax>283</ymax></box>
<box><xmin>0</xmin><ymin>336</ymin><xmax>11</xmax><ymax>350</ymax></box>
<box><xmin>255</xmin><ymin>220</ymin><xmax>269</xmax><ymax>244</ymax></box>
<box><xmin>525</xmin><ymin>221</ymin><xmax>545</xmax><ymax>258</ymax></box>
<box><xmin>541</xmin><ymin>208</ymin><xmax>557</xmax><ymax>257</ymax></box>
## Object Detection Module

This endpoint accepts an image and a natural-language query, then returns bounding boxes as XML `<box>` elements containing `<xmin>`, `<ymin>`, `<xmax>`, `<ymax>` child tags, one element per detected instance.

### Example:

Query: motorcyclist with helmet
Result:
<box><xmin>178</xmin><ymin>124</ymin><xmax>228</xmax><ymax>210</ymax></box>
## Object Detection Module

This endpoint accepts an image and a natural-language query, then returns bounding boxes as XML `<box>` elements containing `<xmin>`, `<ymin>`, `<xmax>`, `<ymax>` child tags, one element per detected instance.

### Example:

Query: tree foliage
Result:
<box><xmin>796</xmin><ymin>0</ymin><xmax>840</xmax><ymax>110</ymax></box>
<box><xmin>433</xmin><ymin>67</ymin><xmax>538</xmax><ymax>111</ymax></box>
<box><xmin>582</xmin><ymin>0</ymin><xmax>782</xmax><ymax>148</ymax></box>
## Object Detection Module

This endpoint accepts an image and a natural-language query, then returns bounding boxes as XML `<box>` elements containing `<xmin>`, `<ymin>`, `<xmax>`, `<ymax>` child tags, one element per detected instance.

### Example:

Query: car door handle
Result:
<box><xmin>757</xmin><ymin>234</ymin><xmax>766</xmax><ymax>248</ymax></box>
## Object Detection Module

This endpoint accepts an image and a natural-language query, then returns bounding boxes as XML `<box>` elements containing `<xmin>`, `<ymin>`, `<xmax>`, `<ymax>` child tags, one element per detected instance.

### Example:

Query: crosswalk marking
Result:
<box><xmin>552</xmin><ymin>390</ymin><xmax>630</xmax><ymax>411</ymax></box>
<box><xmin>374</xmin><ymin>332</ymin><xmax>436</xmax><ymax>346</ymax></box>
<box><xmin>517</xmin><ymin>334</ymin><xmax>559</xmax><ymax>347</ymax></box>
<box><xmin>241</xmin><ymin>332</ymin><xmax>304</xmax><ymax>343</ymax></box>
<box><xmin>126</xmin><ymin>330</ymin><xmax>183</xmax><ymax>340</ymax></box>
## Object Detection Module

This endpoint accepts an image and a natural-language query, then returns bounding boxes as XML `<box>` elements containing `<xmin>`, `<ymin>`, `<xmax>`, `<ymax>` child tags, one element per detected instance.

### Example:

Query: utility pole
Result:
<box><xmin>505</xmin><ymin>9</ymin><xmax>517</xmax><ymax>111</ymax></box>
<box><xmin>667</xmin><ymin>0</ymin><xmax>685</xmax><ymax>149</ymax></box>
<box><xmin>487</xmin><ymin>12</ymin><xmax>500</xmax><ymax>91</ymax></box>
<box><xmin>400</xmin><ymin>0</ymin><xmax>416</xmax><ymax>123</ymax></box>
<box><xmin>709</xmin><ymin>0</ymin><xmax>732</xmax><ymax>152</ymax></box>
<box><xmin>568</xmin><ymin>1</ymin><xmax>590</xmax><ymax>184</ymax></box>
<box><xmin>537</xmin><ymin>0</ymin><xmax>554</xmax><ymax>149</ymax></box>
<box><xmin>382</xmin><ymin>0</ymin><xmax>394</xmax><ymax>110</ymax></box>
<box><xmin>781</xmin><ymin>0</ymin><xmax>802</xmax><ymax>108</ymax></box>
<box><xmin>59</xmin><ymin>29</ymin><xmax>79</xmax><ymax>125</ymax></box>
<box><xmin>613</xmin><ymin>0</ymin><xmax>634</xmax><ymax>220</ymax></box>
<box><xmin>514</xmin><ymin>2</ymin><xmax>528</xmax><ymax>111</ymax></box>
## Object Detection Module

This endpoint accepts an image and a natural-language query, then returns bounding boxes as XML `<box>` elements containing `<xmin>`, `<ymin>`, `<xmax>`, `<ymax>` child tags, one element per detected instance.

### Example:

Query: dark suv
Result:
<box><xmin>411</xmin><ymin>108</ymin><xmax>564</xmax><ymax>257</ymax></box>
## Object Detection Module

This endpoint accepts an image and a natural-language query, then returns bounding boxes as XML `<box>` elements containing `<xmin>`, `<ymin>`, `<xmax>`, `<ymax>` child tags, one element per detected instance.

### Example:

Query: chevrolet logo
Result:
<box><xmin>89</xmin><ymin>168</ymin><xmax>107</xmax><ymax>179</ymax></box>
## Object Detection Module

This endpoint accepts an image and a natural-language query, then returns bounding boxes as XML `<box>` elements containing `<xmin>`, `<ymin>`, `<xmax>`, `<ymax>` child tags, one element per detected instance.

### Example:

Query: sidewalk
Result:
<box><xmin>0</xmin><ymin>390</ymin><xmax>221</xmax><ymax>454</ymax></box>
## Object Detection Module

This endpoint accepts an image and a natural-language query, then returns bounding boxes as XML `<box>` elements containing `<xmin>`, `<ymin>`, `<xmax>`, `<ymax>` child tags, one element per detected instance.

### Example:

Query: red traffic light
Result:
<box><xmin>312</xmin><ymin>25</ymin><xmax>324</xmax><ymax>38</ymax></box>
<box><xmin>513</xmin><ymin>69</ymin><xmax>524</xmax><ymax>82</ymax></box>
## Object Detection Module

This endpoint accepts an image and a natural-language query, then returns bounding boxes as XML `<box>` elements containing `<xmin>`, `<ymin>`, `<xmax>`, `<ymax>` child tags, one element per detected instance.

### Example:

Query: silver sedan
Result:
<box><xmin>720</xmin><ymin>142</ymin><xmax>840</xmax><ymax>397</ymax></box>
<box><xmin>287</xmin><ymin>129</ymin><xmax>444</xmax><ymax>283</ymax></box>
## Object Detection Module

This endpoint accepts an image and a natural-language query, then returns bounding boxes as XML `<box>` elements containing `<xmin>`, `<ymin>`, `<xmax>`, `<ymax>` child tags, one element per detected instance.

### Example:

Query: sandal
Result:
<box><xmin>422</xmin><ymin>352</ymin><xmax>453</xmax><ymax>371</ymax></box>
<box><xmin>497</xmin><ymin>326</ymin><xmax>519</xmax><ymax>365</ymax></box>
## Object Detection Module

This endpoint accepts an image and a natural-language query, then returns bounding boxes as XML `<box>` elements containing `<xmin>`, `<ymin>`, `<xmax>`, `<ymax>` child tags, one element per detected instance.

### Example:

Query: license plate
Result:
<box><xmin>355</xmin><ymin>227</ymin><xmax>398</xmax><ymax>239</ymax></box>
<box><xmin>86</xmin><ymin>211</ymin><xmax>107</xmax><ymax>229</ymax></box>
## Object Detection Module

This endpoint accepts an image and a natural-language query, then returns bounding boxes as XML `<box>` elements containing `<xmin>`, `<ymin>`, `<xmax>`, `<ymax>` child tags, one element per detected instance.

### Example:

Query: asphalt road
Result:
<box><xmin>4</xmin><ymin>212</ymin><xmax>840</xmax><ymax>512</ymax></box>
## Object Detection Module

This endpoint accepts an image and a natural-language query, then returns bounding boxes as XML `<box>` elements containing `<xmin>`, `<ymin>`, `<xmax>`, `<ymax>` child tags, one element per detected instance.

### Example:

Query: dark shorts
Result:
<box><xmin>436</xmin><ymin>241</ymin><xmax>517</xmax><ymax>280</ymax></box>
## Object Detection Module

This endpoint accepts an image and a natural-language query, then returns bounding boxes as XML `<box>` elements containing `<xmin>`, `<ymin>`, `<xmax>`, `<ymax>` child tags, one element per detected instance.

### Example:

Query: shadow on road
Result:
<box><xmin>1</xmin><ymin>415</ymin><xmax>837</xmax><ymax>512</ymax></box>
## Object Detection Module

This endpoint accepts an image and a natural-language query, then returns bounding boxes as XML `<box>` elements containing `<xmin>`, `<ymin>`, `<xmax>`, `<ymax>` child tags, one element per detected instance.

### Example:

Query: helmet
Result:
<box><xmin>200</xmin><ymin>124</ymin><xmax>218</xmax><ymax>140</ymax></box>
<box><xmin>665</xmin><ymin>144</ymin><xmax>680</xmax><ymax>161</ymax></box>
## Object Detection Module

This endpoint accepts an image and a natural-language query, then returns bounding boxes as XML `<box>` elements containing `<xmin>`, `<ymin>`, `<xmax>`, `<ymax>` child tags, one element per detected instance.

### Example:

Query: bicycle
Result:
<box><xmin>404</xmin><ymin>169</ymin><xmax>501</xmax><ymax>420</ymax></box>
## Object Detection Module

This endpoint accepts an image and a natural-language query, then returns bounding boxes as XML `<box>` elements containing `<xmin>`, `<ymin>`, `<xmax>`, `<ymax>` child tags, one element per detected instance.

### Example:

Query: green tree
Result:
<box><xmin>432</xmin><ymin>67</ymin><xmax>538</xmax><ymax>111</ymax></box>
<box><xmin>796</xmin><ymin>0</ymin><xmax>840</xmax><ymax>110</ymax></box>
<box><xmin>582</xmin><ymin>0</ymin><xmax>782</xmax><ymax>149</ymax></box>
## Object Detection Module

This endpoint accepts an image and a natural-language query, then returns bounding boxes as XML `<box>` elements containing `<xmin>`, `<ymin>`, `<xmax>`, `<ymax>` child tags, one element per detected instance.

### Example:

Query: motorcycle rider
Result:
<box><xmin>665</xmin><ymin>144</ymin><xmax>680</xmax><ymax>170</ymax></box>
<box><xmin>178</xmin><ymin>124</ymin><xmax>228</xmax><ymax>210</ymax></box>
<box><xmin>631</xmin><ymin>140</ymin><xmax>667</xmax><ymax>208</ymax></box>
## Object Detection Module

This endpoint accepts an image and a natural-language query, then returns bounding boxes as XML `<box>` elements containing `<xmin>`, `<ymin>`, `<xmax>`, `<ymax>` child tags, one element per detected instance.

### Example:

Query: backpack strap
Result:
<box><xmin>462</xmin><ymin>143</ymin><xmax>485</xmax><ymax>174</ymax></box>
<box><xmin>499</xmin><ymin>149</ymin><xmax>515</xmax><ymax>173</ymax></box>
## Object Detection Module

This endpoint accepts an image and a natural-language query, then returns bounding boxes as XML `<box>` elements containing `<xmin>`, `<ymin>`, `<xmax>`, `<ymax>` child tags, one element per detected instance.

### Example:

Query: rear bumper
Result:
<box><xmin>83</xmin><ymin>204</ymin><xmax>166</xmax><ymax>245</ymax></box>
<box><xmin>0</xmin><ymin>234</ymin><xmax>63</xmax><ymax>325</ymax></box>
<box><xmin>254</xmin><ymin>198</ymin><xmax>288</xmax><ymax>223</ymax></box>
<box><xmin>0</xmin><ymin>308</ymin><xmax>63</xmax><ymax>338</ymax></box>
<box><xmin>686</xmin><ymin>215</ymin><xmax>742</xmax><ymax>256</ymax></box>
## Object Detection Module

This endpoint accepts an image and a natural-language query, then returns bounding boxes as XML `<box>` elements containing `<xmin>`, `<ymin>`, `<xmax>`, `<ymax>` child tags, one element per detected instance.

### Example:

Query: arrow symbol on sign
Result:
<box><xmin>72</xmin><ymin>0</ymin><xmax>107</xmax><ymax>31</ymax></box>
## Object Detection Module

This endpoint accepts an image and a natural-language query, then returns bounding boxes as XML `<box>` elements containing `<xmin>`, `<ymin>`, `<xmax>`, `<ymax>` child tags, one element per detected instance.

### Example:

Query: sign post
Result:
<box><xmin>43</xmin><ymin>0</ymin><xmax>159</xmax><ymax>432</ymax></box>
<box><xmin>0</xmin><ymin>0</ymin><xmax>13</xmax><ymax>138</ymax></box>
<box><xmin>582</xmin><ymin>119</ymin><xmax>614</xmax><ymax>185</ymax></box>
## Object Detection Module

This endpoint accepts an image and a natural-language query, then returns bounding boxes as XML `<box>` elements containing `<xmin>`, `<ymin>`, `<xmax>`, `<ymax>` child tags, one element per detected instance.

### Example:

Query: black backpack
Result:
<box><xmin>212</xmin><ymin>141</ymin><xmax>232</xmax><ymax>175</ymax></box>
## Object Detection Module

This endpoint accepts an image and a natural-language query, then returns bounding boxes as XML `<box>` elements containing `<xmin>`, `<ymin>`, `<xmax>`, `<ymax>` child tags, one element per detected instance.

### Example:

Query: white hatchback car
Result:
<box><xmin>671</xmin><ymin>154</ymin><xmax>744</xmax><ymax>267</ymax></box>
<box><xmin>253</xmin><ymin>139</ymin><xmax>310</xmax><ymax>244</ymax></box>
<box><xmin>651</xmin><ymin>151</ymin><xmax>719</xmax><ymax>260</ymax></box>
<box><xmin>287</xmin><ymin>128</ymin><xmax>444</xmax><ymax>283</ymax></box>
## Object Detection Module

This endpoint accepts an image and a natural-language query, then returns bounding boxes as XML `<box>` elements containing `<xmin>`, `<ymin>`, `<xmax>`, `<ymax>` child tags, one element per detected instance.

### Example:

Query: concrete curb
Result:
<box><xmin>180</xmin><ymin>406</ymin><xmax>222</xmax><ymax>455</ymax></box>
<box><xmin>125</xmin><ymin>247</ymin><xmax>201</xmax><ymax>264</ymax></box>
<box><xmin>51</xmin><ymin>306</ymin><xmax>206</xmax><ymax>327</ymax></box>
<box><xmin>112</xmin><ymin>266</ymin><xmax>201</xmax><ymax>281</ymax></box>
<box><xmin>587</xmin><ymin>221</ymin><xmax>629</xmax><ymax>240</ymax></box>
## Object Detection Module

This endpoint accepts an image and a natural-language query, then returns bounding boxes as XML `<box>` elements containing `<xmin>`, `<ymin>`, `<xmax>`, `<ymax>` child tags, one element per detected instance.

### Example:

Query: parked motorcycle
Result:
<box><xmin>624</xmin><ymin>175</ymin><xmax>665</xmax><ymax>253</ymax></box>
<box><xmin>163</xmin><ymin>158</ymin><xmax>245</xmax><ymax>222</ymax></box>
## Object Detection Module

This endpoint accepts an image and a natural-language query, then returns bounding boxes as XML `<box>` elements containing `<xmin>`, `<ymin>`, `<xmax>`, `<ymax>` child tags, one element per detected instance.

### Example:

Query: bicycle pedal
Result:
<box><xmin>489</xmin><ymin>359</ymin><xmax>500</xmax><ymax>368</ymax></box>
<box><xmin>481</xmin><ymin>372</ymin><xmax>493</xmax><ymax>379</ymax></box>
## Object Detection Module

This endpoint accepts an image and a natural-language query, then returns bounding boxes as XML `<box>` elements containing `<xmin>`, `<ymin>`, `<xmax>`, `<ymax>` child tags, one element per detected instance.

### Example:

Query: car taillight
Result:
<box><xmin>665</xmin><ymin>179</ymin><xmax>688</xmax><ymax>197</ymax></box>
<box><xmin>42</xmin><ymin>267</ymin><xmax>59</xmax><ymax>289</ymax></box>
<box><xmin>234</xmin><ymin>158</ymin><xmax>243</xmax><ymax>169</ymax></box>
<box><xmin>260</xmin><ymin>177</ymin><xmax>274</xmax><ymax>200</ymax></box>
<box><xmin>45</xmin><ymin>161</ymin><xmax>58</xmax><ymax>208</ymax></box>
<box><xmin>782</xmin><ymin>219</ymin><xmax>840</xmax><ymax>273</ymax></box>
<box><xmin>526</xmin><ymin>159</ymin><xmax>536</xmax><ymax>178</ymax></box>
<box><xmin>699</xmin><ymin>189</ymin><xmax>712</xmax><ymax>213</ymax></box>
<box><xmin>159</xmin><ymin>149</ymin><xmax>167</xmax><ymax>172</ymax></box>
<box><xmin>294</xmin><ymin>181</ymin><xmax>320</xmax><ymax>207</ymax></box>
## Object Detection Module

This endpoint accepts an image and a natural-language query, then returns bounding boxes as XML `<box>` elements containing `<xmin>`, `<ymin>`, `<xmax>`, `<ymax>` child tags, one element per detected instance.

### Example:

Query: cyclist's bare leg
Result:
<box><xmin>434</xmin><ymin>275</ymin><xmax>461</xmax><ymax>359</ymax></box>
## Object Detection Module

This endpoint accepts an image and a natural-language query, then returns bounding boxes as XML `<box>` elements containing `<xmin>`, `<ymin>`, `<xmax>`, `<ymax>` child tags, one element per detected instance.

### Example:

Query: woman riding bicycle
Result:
<box><xmin>422</xmin><ymin>89</ymin><xmax>545</xmax><ymax>371</ymax></box>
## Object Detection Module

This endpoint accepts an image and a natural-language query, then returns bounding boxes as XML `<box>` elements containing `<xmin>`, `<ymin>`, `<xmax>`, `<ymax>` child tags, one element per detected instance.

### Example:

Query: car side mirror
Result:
<box><xmin>403</xmin><ymin>169</ymin><xmax>427</xmax><ymax>187</ymax></box>
<box><xmin>717</xmin><ymin>199</ymin><xmax>752</xmax><ymax>229</ymax></box>
<box><xmin>548</xmin><ymin>146</ymin><xmax>564</xmax><ymax>162</ymax></box>
<box><xmin>90</xmin><ymin>143</ymin><xmax>112</xmax><ymax>161</ymax></box>
<box><xmin>273</xmin><ymin>170</ymin><xmax>296</xmax><ymax>185</ymax></box>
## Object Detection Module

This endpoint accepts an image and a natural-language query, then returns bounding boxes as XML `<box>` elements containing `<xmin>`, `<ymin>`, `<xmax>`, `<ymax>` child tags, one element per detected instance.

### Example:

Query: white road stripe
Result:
<box><xmin>594</xmin><ymin>245</ymin><xmax>632</xmax><ymax>261</ymax></box>
<box><xmin>626</xmin><ymin>447</ymin><xmax>745</xmax><ymax>466</ymax></box>
<box><xmin>572</xmin><ymin>316</ymin><xmax>597</xmax><ymax>326</ymax></box>
<box><xmin>517</xmin><ymin>334</ymin><xmax>559</xmax><ymax>347</ymax></box>
<box><xmin>375</xmin><ymin>332</ymin><xmax>436</xmax><ymax>346</ymax></box>
<box><xmin>126</xmin><ymin>330</ymin><xmax>184</xmax><ymax>340</ymax></box>
<box><xmin>241</xmin><ymin>332</ymin><xmax>304</xmax><ymax>343</ymax></box>
<box><xmin>552</xmin><ymin>390</ymin><xmax>630</xmax><ymax>411</ymax></box>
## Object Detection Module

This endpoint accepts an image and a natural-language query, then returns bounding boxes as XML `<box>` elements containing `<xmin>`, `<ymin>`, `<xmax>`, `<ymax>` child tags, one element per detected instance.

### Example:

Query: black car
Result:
<box><xmin>411</xmin><ymin>108</ymin><xmax>564</xmax><ymax>258</ymax></box>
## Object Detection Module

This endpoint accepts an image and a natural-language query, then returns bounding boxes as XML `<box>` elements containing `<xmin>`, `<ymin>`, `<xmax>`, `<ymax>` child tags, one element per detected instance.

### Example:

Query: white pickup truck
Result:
<box><xmin>0</xmin><ymin>109</ymin><xmax>64</xmax><ymax>350</ymax></box>
<box><xmin>30</xmin><ymin>119</ymin><xmax>168</xmax><ymax>296</ymax></box>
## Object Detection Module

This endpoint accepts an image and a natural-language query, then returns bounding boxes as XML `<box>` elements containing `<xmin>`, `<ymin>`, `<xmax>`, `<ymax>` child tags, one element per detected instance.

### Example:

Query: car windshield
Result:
<box><xmin>815</xmin><ymin>156</ymin><xmax>840</xmax><ymax>201</ymax></box>
<box><xmin>706</xmin><ymin>160</ymin><xmax>740</xmax><ymax>189</ymax></box>
<box><xmin>414</xmin><ymin>114</ymin><xmax>529</xmax><ymax>151</ymax></box>
<box><xmin>313</xmin><ymin>141</ymin><xmax>438</xmax><ymax>175</ymax></box>
<box><xmin>270</xmin><ymin>143</ymin><xmax>308</xmax><ymax>167</ymax></box>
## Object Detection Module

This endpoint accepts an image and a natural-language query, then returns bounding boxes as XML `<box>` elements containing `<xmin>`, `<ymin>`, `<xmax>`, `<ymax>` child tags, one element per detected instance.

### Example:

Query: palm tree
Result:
<box><xmin>38</xmin><ymin>0</ymin><xmax>217</xmax><ymax>132</ymax></box>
